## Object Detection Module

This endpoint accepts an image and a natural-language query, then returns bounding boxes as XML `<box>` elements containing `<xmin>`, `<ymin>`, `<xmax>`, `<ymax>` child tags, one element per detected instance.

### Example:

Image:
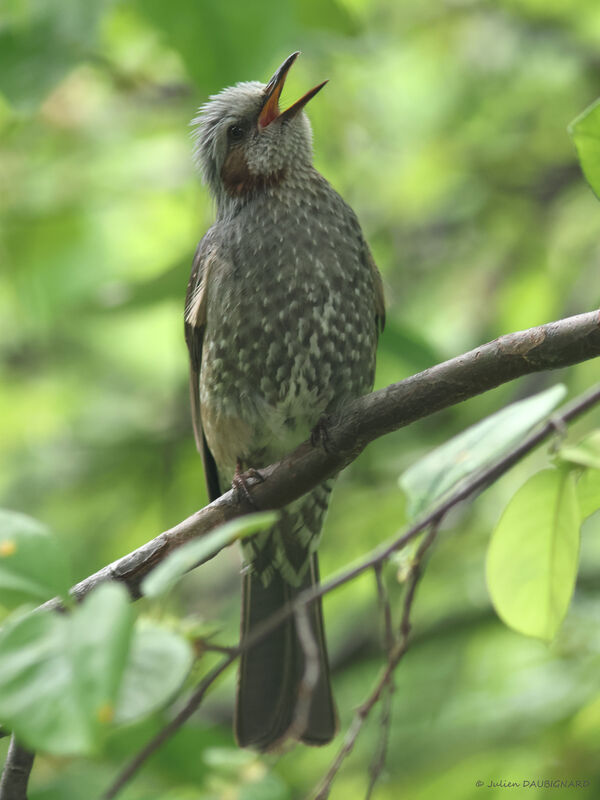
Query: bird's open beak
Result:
<box><xmin>258</xmin><ymin>51</ymin><xmax>327</xmax><ymax>129</ymax></box>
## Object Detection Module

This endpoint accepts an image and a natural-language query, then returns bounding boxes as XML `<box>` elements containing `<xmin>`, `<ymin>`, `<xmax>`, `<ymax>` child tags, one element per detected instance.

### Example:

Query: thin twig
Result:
<box><xmin>365</xmin><ymin>565</ymin><xmax>395</xmax><ymax>800</ymax></box>
<box><xmin>365</xmin><ymin>684</ymin><xmax>393</xmax><ymax>800</ymax></box>
<box><xmin>194</xmin><ymin>640</ymin><xmax>237</xmax><ymax>657</ymax></box>
<box><xmin>312</xmin><ymin>525</ymin><xmax>440</xmax><ymax>800</ymax></box>
<box><xmin>374</xmin><ymin>564</ymin><xmax>395</xmax><ymax>655</ymax></box>
<box><xmin>0</xmin><ymin>737</ymin><xmax>35</xmax><ymax>800</ymax></box>
<box><xmin>100</xmin><ymin>383</ymin><xmax>600</xmax><ymax>799</ymax></box>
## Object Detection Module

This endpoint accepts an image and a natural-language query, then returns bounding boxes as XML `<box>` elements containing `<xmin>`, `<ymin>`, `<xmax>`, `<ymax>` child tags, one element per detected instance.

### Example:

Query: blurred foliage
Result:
<box><xmin>1</xmin><ymin>0</ymin><xmax>600</xmax><ymax>798</ymax></box>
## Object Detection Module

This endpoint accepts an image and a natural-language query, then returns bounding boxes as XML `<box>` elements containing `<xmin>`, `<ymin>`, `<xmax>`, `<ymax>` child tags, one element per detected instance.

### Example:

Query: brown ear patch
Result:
<box><xmin>221</xmin><ymin>147</ymin><xmax>286</xmax><ymax>197</ymax></box>
<box><xmin>221</xmin><ymin>147</ymin><xmax>251</xmax><ymax>193</ymax></box>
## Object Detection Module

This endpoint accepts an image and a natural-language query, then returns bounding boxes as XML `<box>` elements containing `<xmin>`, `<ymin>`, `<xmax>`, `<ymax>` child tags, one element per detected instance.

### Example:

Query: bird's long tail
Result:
<box><xmin>235</xmin><ymin>552</ymin><xmax>337</xmax><ymax>751</ymax></box>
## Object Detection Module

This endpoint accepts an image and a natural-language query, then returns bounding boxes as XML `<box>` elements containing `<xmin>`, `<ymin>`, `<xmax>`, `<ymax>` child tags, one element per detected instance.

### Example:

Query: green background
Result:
<box><xmin>1</xmin><ymin>0</ymin><xmax>600</xmax><ymax>797</ymax></box>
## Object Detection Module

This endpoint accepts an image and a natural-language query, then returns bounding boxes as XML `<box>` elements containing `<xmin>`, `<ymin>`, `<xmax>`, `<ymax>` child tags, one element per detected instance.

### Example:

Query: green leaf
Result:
<box><xmin>115</xmin><ymin>621</ymin><xmax>193</xmax><ymax>724</ymax></box>
<box><xmin>576</xmin><ymin>469</ymin><xmax>600</xmax><ymax>521</ymax></box>
<box><xmin>0</xmin><ymin>509</ymin><xmax>71</xmax><ymax>608</ymax></box>
<box><xmin>486</xmin><ymin>469</ymin><xmax>580</xmax><ymax>641</ymax></box>
<box><xmin>0</xmin><ymin>583</ymin><xmax>134</xmax><ymax>755</ymax></box>
<box><xmin>400</xmin><ymin>385</ymin><xmax>567</xmax><ymax>519</ymax></box>
<box><xmin>70</xmin><ymin>583</ymin><xmax>135</xmax><ymax>727</ymax></box>
<box><xmin>558</xmin><ymin>431</ymin><xmax>600</xmax><ymax>470</ymax></box>
<box><xmin>569</xmin><ymin>97</ymin><xmax>600</xmax><ymax>200</ymax></box>
<box><xmin>142</xmin><ymin>512</ymin><xmax>278</xmax><ymax>598</ymax></box>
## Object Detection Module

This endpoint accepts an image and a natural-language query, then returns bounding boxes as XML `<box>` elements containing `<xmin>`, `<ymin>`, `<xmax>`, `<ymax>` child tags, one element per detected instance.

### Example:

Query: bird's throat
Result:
<box><xmin>221</xmin><ymin>147</ymin><xmax>286</xmax><ymax>197</ymax></box>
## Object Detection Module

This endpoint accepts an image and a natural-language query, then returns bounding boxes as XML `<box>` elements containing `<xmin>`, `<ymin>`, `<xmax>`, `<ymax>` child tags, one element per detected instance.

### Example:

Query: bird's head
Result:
<box><xmin>192</xmin><ymin>52</ymin><xmax>327</xmax><ymax>207</ymax></box>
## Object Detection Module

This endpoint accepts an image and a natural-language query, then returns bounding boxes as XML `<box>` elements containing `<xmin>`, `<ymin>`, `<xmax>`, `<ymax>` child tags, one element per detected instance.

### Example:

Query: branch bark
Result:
<box><xmin>44</xmin><ymin>309</ymin><xmax>599</xmax><ymax>608</ymax></box>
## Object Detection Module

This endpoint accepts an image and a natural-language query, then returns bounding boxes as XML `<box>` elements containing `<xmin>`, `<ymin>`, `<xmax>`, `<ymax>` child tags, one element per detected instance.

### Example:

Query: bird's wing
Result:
<box><xmin>364</xmin><ymin>244</ymin><xmax>386</xmax><ymax>333</ymax></box>
<box><xmin>184</xmin><ymin>231</ymin><xmax>222</xmax><ymax>501</ymax></box>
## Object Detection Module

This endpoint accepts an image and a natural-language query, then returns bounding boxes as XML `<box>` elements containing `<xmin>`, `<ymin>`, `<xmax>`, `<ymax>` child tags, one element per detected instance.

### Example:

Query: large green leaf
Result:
<box><xmin>142</xmin><ymin>512</ymin><xmax>278</xmax><ymax>598</ymax></box>
<box><xmin>569</xmin><ymin>97</ymin><xmax>600</xmax><ymax>200</ymax></box>
<box><xmin>0</xmin><ymin>509</ymin><xmax>71</xmax><ymax>608</ymax></box>
<box><xmin>486</xmin><ymin>469</ymin><xmax>580</xmax><ymax>641</ymax></box>
<box><xmin>400</xmin><ymin>385</ymin><xmax>567</xmax><ymax>519</ymax></box>
<box><xmin>576</xmin><ymin>469</ymin><xmax>600</xmax><ymax>521</ymax></box>
<box><xmin>115</xmin><ymin>621</ymin><xmax>193</xmax><ymax>724</ymax></box>
<box><xmin>0</xmin><ymin>583</ymin><xmax>134</xmax><ymax>755</ymax></box>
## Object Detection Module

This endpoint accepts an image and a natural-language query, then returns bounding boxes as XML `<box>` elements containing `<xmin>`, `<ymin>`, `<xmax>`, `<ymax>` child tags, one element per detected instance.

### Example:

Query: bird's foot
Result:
<box><xmin>310</xmin><ymin>414</ymin><xmax>333</xmax><ymax>453</ymax></box>
<box><xmin>232</xmin><ymin>458</ymin><xmax>265</xmax><ymax>508</ymax></box>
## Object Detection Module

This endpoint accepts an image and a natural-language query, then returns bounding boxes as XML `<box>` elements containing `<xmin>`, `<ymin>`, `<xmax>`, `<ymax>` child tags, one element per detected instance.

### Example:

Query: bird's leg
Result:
<box><xmin>232</xmin><ymin>457</ymin><xmax>265</xmax><ymax>507</ymax></box>
<box><xmin>310</xmin><ymin>414</ymin><xmax>333</xmax><ymax>453</ymax></box>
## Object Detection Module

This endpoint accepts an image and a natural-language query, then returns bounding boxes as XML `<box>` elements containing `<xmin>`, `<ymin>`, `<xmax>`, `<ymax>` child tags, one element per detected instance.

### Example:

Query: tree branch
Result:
<box><xmin>20</xmin><ymin>309</ymin><xmax>598</xmax><ymax>800</ymax></box>
<box><xmin>100</xmin><ymin>381</ymin><xmax>600</xmax><ymax>800</ymax></box>
<box><xmin>43</xmin><ymin>309</ymin><xmax>599</xmax><ymax>609</ymax></box>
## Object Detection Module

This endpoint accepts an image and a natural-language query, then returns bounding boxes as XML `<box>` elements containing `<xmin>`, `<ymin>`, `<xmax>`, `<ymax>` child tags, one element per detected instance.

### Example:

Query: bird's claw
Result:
<box><xmin>232</xmin><ymin>459</ymin><xmax>265</xmax><ymax>508</ymax></box>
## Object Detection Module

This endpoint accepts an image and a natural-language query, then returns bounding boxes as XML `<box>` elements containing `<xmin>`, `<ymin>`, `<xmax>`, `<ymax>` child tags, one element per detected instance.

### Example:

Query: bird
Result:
<box><xmin>185</xmin><ymin>52</ymin><xmax>385</xmax><ymax>752</ymax></box>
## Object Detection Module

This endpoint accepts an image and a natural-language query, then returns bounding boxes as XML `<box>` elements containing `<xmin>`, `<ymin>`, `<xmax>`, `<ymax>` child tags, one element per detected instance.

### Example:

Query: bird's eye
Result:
<box><xmin>228</xmin><ymin>125</ymin><xmax>245</xmax><ymax>141</ymax></box>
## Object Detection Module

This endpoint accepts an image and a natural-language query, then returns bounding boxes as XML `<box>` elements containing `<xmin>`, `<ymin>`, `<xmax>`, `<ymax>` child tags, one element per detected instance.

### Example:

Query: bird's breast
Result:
<box><xmin>200</xmin><ymin>191</ymin><xmax>377</xmax><ymax>473</ymax></box>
